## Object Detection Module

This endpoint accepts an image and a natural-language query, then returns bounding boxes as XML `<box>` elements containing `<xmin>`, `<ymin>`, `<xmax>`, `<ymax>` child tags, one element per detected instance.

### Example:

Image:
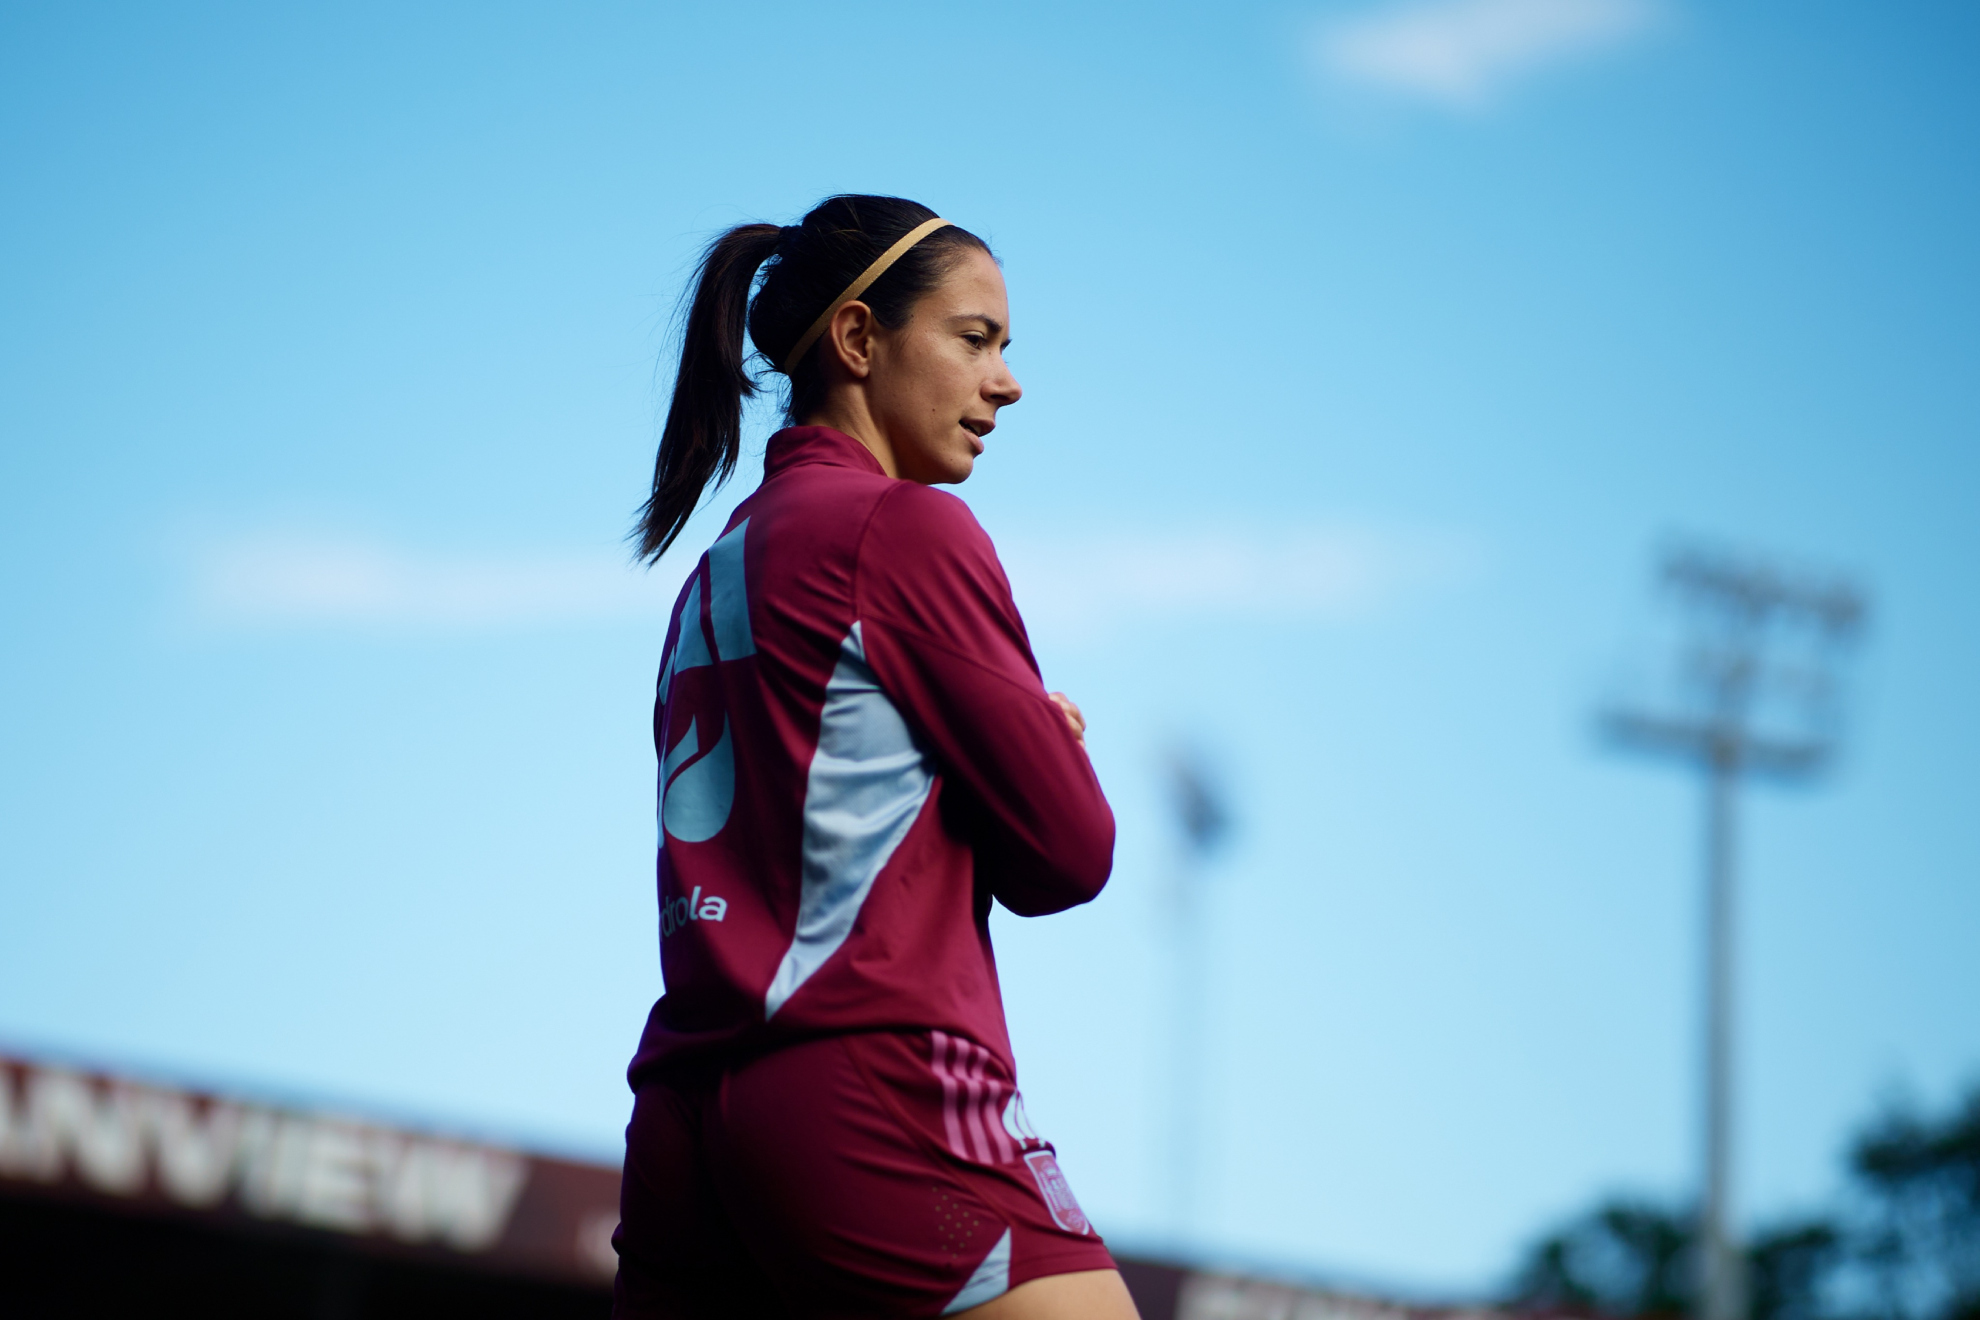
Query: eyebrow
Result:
<box><xmin>948</xmin><ymin>312</ymin><xmax>1007</xmax><ymax>339</ymax></box>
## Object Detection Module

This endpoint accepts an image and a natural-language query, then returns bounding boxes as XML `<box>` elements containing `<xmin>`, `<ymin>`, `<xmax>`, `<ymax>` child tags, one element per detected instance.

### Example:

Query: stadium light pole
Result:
<box><xmin>1166</xmin><ymin>747</ymin><xmax>1229</xmax><ymax>1251</ymax></box>
<box><xmin>1601</xmin><ymin>545</ymin><xmax>1865</xmax><ymax>1320</ymax></box>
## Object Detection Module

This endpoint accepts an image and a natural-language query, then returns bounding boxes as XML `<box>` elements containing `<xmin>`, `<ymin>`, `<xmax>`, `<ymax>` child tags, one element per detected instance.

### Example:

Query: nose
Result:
<box><xmin>986</xmin><ymin>358</ymin><xmax>1022</xmax><ymax>409</ymax></box>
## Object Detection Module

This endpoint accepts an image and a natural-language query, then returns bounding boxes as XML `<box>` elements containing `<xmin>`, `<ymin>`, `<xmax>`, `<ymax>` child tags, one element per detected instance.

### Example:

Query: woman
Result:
<box><xmin>614</xmin><ymin>195</ymin><xmax>1138</xmax><ymax>1320</ymax></box>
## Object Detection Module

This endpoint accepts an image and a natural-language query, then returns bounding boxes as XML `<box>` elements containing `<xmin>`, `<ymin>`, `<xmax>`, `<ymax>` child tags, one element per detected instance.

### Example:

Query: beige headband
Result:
<box><xmin>778</xmin><ymin>217</ymin><xmax>955</xmax><ymax>374</ymax></box>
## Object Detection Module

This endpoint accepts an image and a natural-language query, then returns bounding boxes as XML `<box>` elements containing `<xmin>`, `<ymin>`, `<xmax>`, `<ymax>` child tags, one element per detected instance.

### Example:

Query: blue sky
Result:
<box><xmin>2</xmin><ymin>0</ymin><xmax>1976</xmax><ymax>1295</ymax></box>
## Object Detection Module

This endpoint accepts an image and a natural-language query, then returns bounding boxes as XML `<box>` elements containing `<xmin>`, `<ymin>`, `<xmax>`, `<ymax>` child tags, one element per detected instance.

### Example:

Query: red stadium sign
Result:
<box><xmin>0</xmin><ymin>1050</ymin><xmax>621</xmax><ymax>1286</ymax></box>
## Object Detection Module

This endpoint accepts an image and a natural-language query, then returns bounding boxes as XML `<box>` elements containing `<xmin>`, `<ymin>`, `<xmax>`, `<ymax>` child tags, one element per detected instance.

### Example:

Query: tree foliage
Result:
<box><xmin>1849</xmin><ymin>1089</ymin><xmax>1980</xmax><ymax>1320</ymax></box>
<box><xmin>1508</xmin><ymin>1199</ymin><xmax>1693</xmax><ymax>1318</ymax></box>
<box><xmin>1504</xmin><ymin>1084</ymin><xmax>1980</xmax><ymax>1320</ymax></box>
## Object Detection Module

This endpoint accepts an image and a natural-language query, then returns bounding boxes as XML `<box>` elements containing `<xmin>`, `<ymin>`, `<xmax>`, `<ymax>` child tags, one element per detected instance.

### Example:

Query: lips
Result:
<box><xmin>961</xmin><ymin>418</ymin><xmax>993</xmax><ymax>454</ymax></box>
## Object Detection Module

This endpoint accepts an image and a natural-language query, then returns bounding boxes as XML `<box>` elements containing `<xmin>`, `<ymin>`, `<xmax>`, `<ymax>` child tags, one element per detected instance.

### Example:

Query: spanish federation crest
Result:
<box><xmin>1022</xmin><ymin>1150</ymin><xmax>1090</xmax><ymax>1235</ymax></box>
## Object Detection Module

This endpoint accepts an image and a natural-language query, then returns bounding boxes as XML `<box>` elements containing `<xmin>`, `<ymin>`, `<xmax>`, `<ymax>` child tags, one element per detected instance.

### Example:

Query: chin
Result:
<box><xmin>900</xmin><ymin>436</ymin><xmax>979</xmax><ymax>485</ymax></box>
<box><xmin>913</xmin><ymin>445</ymin><xmax>976</xmax><ymax>485</ymax></box>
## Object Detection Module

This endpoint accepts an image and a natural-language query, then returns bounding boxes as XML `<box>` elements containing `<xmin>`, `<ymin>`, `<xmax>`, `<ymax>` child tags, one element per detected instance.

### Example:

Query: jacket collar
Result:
<box><xmin>763</xmin><ymin>425</ymin><xmax>887</xmax><ymax>479</ymax></box>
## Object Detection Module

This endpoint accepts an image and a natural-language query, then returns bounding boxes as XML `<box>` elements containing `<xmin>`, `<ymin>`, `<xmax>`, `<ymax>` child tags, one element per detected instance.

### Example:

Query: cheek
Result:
<box><xmin>894</xmin><ymin>359</ymin><xmax>969</xmax><ymax>427</ymax></box>
<box><xmin>932</xmin><ymin>363</ymin><xmax>982</xmax><ymax>424</ymax></box>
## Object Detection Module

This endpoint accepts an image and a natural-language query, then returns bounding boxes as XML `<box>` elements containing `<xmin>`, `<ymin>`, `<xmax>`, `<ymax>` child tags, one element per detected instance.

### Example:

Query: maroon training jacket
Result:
<box><xmin>627</xmin><ymin>425</ymin><xmax>1115</xmax><ymax>1089</ymax></box>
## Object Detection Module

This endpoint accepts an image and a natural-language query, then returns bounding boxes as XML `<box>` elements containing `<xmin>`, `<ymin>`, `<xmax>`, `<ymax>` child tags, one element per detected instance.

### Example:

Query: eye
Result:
<box><xmin>962</xmin><ymin>332</ymin><xmax>986</xmax><ymax>349</ymax></box>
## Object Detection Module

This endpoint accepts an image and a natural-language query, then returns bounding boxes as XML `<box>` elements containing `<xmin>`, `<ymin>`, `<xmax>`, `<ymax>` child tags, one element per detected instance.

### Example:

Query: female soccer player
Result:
<box><xmin>612</xmin><ymin>195</ymin><xmax>1139</xmax><ymax>1320</ymax></box>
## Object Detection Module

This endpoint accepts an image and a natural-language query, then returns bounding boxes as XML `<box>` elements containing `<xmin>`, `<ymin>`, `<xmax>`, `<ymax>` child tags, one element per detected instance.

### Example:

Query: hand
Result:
<box><xmin>1048</xmin><ymin>692</ymin><xmax>1086</xmax><ymax>748</ymax></box>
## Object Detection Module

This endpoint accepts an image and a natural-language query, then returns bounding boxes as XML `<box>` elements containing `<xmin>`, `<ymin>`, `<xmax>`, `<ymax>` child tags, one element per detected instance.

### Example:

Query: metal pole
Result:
<box><xmin>1700</xmin><ymin>748</ymin><xmax>1745</xmax><ymax>1320</ymax></box>
<box><xmin>1603</xmin><ymin>543</ymin><xmax>1864</xmax><ymax>1320</ymax></box>
<box><xmin>1174</xmin><ymin>855</ymin><xmax>1200</xmax><ymax>1246</ymax></box>
<box><xmin>1164</xmin><ymin>749</ymin><xmax>1226</xmax><ymax>1252</ymax></box>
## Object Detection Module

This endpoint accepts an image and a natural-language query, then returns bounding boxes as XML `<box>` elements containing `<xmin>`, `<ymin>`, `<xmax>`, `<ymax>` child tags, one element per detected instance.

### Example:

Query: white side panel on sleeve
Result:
<box><xmin>764</xmin><ymin>622</ymin><xmax>933</xmax><ymax>1020</ymax></box>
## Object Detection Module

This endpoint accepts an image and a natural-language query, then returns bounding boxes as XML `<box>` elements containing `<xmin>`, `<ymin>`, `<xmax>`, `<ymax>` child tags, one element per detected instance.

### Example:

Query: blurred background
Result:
<box><xmin>2</xmin><ymin>0</ymin><xmax>1977</xmax><ymax>1314</ymax></box>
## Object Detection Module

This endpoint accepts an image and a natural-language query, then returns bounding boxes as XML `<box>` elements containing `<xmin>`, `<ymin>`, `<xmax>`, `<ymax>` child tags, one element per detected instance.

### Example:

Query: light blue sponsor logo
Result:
<box><xmin>706</xmin><ymin>518</ymin><xmax>754</xmax><ymax>661</ymax></box>
<box><xmin>657</xmin><ymin>519</ymin><xmax>753</xmax><ymax>845</ymax></box>
<box><xmin>661</xmin><ymin>884</ymin><xmax>729</xmax><ymax>938</ymax></box>
<box><xmin>661</xmin><ymin>714</ymin><xmax>735</xmax><ymax>844</ymax></box>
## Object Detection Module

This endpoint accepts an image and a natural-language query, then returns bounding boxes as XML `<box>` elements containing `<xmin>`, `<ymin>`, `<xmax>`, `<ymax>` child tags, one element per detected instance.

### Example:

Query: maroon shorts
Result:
<box><xmin>611</xmin><ymin>1030</ymin><xmax>1113</xmax><ymax>1319</ymax></box>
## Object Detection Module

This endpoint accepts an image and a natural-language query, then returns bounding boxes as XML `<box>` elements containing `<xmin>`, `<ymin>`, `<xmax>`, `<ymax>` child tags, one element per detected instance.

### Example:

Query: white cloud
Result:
<box><xmin>186</xmin><ymin>532</ymin><xmax>689</xmax><ymax>631</ymax></box>
<box><xmin>1314</xmin><ymin>0</ymin><xmax>1664</xmax><ymax>111</ymax></box>
<box><xmin>997</xmin><ymin>524</ymin><xmax>1478</xmax><ymax>641</ymax></box>
<box><xmin>182</xmin><ymin>523</ymin><xmax>1476</xmax><ymax>638</ymax></box>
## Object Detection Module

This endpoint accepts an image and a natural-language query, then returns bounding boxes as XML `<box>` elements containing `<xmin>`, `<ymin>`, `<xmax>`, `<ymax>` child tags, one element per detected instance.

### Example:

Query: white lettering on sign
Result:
<box><xmin>0</xmin><ymin>1064</ymin><xmax>527</xmax><ymax>1252</ymax></box>
<box><xmin>146</xmin><ymin>1091</ymin><xmax>244</xmax><ymax>1206</ymax></box>
<box><xmin>1178</xmin><ymin>1274</ymin><xmax>1434</xmax><ymax>1320</ymax></box>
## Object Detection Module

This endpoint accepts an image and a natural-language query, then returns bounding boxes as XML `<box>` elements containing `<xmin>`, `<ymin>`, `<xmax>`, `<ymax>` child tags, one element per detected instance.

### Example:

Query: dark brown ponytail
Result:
<box><xmin>633</xmin><ymin>196</ymin><xmax>990</xmax><ymax>564</ymax></box>
<box><xmin>632</xmin><ymin>222</ymin><xmax>783</xmax><ymax>563</ymax></box>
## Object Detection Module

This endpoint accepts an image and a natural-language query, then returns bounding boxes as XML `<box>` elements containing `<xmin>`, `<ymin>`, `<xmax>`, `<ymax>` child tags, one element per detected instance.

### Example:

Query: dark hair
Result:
<box><xmin>631</xmin><ymin>194</ymin><xmax>991</xmax><ymax>563</ymax></box>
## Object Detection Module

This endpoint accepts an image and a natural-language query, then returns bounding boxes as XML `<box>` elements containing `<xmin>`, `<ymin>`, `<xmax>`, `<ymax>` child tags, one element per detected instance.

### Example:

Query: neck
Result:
<box><xmin>803</xmin><ymin>389</ymin><xmax>897</xmax><ymax>478</ymax></box>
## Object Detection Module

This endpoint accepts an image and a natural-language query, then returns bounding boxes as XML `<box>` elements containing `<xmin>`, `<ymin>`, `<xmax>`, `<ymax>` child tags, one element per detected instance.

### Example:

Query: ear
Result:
<box><xmin>823</xmin><ymin>301</ymin><xmax>878</xmax><ymax>380</ymax></box>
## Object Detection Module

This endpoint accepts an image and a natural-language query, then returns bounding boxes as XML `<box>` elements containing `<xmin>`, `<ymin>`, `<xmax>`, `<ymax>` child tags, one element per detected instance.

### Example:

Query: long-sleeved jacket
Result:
<box><xmin>627</xmin><ymin>425</ymin><xmax>1115</xmax><ymax>1088</ymax></box>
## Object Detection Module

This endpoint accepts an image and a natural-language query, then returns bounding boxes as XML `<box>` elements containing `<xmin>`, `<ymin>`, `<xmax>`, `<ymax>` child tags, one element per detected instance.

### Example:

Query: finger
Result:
<box><xmin>1048</xmin><ymin>692</ymin><xmax>1087</xmax><ymax>736</ymax></box>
